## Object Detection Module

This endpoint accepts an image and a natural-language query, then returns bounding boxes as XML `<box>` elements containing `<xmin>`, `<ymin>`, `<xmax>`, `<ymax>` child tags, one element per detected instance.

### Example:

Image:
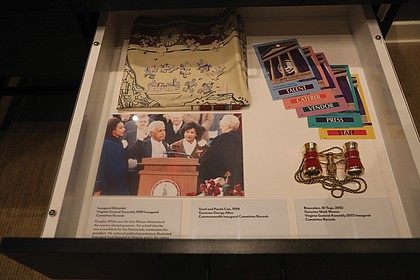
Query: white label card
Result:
<box><xmin>295</xmin><ymin>198</ymin><xmax>399</xmax><ymax>238</ymax></box>
<box><xmin>86</xmin><ymin>197</ymin><xmax>182</xmax><ymax>239</ymax></box>
<box><xmin>190</xmin><ymin>199</ymin><xmax>290</xmax><ymax>238</ymax></box>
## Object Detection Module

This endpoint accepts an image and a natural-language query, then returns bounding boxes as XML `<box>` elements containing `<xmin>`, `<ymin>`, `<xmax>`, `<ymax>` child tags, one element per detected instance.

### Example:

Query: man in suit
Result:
<box><xmin>165</xmin><ymin>113</ymin><xmax>185</xmax><ymax>144</ymax></box>
<box><xmin>127</xmin><ymin>120</ymin><xmax>170</xmax><ymax>194</ymax></box>
<box><xmin>124</xmin><ymin>114</ymin><xmax>150</xmax><ymax>150</ymax></box>
<box><xmin>198</xmin><ymin>114</ymin><xmax>244</xmax><ymax>193</ymax></box>
<box><xmin>118</xmin><ymin>113</ymin><xmax>136</xmax><ymax>132</ymax></box>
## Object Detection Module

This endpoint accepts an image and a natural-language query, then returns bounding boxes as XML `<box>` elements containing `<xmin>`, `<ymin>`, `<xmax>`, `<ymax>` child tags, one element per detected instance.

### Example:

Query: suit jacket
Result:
<box><xmin>123</xmin><ymin>120</ymin><xmax>137</xmax><ymax>132</ymax></box>
<box><xmin>198</xmin><ymin>131</ymin><xmax>243</xmax><ymax>188</ymax></box>
<box><xmin>123</xmin><ymin>129</ymin><xmax>149</xmax><ymax>151</ymax></box>
<box><xmin>128</xmin><ymin>138</ymin><xmax>170</xmax><ymax>167</ymax></box>
<box><xmin>165</xmin><ymin>121</ymin><xmax>184</xmax><ymax>144</ymax></box>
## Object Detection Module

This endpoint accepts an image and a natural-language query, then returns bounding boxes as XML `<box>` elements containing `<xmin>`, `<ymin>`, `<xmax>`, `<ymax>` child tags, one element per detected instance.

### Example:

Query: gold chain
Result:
<box><xmin>294</xmin><ymin>155</ymin><xmax>367</xmax><ymax>198</ymax></box>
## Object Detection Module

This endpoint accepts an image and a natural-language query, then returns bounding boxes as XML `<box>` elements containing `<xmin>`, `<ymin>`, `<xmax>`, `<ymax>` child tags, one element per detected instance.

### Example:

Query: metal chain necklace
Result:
<box><xmin>294</xmin><ymin>144</ymin><xmax>367</xmax><ymax>198</ymax></box>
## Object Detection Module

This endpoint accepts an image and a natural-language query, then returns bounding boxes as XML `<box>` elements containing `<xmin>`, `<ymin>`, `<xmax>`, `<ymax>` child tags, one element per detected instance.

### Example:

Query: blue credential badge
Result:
<box><xmin>254</xmin><ymin>38</ymin><xmax>321</xmax><ymax>100</ymax></box>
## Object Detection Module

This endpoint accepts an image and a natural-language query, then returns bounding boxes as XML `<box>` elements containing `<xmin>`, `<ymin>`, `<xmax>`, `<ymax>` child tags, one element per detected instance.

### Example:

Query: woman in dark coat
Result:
<box><xmin>93</xmin><ymin>117</ymin><xmax>130</xmax><ymax>195</ymax></box>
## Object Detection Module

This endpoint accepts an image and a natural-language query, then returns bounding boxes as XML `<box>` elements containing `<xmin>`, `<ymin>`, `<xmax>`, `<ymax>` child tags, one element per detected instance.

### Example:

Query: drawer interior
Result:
<box><xmin>42</xmin><ymin>5</ymin><xmax>420</xmax><ymax>239</ymax></box>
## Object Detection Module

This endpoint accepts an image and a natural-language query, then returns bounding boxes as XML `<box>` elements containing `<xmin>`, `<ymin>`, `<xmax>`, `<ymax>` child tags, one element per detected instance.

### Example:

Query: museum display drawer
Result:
<box><xmin>38</xmin><ymin>4</ymin><xmax>420</xmax><ymax>239</ymax></box>
<box><xmin>2</xmin><ymin>2</ymin><xmax>420</xmax><ymax>279</ymax></box>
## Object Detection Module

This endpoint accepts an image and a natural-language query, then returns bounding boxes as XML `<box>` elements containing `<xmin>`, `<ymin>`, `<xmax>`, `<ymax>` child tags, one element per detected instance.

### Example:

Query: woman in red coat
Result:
<box><xmin>169</xmin><ymin>121</ymin><xmax>209</xmax><ymax>159</ymax></box>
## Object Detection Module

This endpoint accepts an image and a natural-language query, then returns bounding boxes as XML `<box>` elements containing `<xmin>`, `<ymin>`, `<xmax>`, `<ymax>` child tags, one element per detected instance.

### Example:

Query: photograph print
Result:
<box><xmin>93</xmin><ymin>112</ymin><xmax>244</xmax><ymax>197</ymax></box>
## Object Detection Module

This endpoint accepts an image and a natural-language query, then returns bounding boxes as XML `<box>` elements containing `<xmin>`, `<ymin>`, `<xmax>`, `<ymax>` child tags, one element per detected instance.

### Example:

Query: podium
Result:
<box><xmin>138</xmin><ymin>158</ymin><xmax>199</xmax><ymax>196</ymax></box>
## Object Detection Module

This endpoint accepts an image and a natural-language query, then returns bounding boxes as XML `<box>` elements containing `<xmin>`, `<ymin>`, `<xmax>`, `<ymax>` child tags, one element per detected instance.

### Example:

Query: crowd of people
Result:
<box><xmin>93</xmin><ymin>113</ymin><xmax>244</xmax><ymax>196</ymax></box>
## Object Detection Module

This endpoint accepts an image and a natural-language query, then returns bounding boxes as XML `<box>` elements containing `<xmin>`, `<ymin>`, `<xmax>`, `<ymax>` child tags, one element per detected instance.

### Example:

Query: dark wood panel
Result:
<box><xmin>2</xmin><ymin>238</ymin><xmax>420</xmax><ymax>279</ymax></box>
<box><xmin>68</xmin><ymin>0</ymin><xmax>406</xmax><ymax>12</ymax></box>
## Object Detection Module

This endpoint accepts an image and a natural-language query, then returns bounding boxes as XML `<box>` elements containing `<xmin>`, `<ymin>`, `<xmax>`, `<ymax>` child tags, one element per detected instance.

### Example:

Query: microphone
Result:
<box><xmin>163</xmin><ymin>151</ymin><xmax>193</xmax><ymax>158</ymax></box>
